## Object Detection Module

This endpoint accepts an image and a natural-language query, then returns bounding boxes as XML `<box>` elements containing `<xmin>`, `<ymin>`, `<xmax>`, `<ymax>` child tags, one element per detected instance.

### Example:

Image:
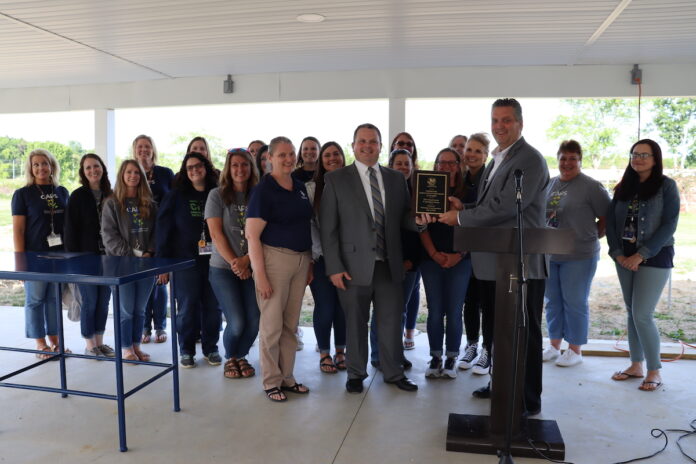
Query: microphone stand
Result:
<box><xmin>498</xmin><ymin>169</ymin><xmax>527</xmax><ymax>464</ymax></box>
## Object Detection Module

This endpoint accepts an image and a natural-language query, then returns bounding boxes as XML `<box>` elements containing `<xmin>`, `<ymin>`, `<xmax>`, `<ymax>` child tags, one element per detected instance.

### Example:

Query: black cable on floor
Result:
<box><xmin>526</xmin><ymin>418</ymin><xmax>696</xmax><ymax>464</ymax></box>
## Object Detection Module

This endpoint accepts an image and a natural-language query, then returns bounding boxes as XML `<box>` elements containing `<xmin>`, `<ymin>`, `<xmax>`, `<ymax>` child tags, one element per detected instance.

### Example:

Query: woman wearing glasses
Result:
<box><xmin>420</xmin><ymin>148</ymin><xmax>472</xmax><ymax>379</ymax></box>
<box><xmin>157</xmin><ymin>152</ymin><xmax>221</xmax><ymax>368</ymax></box>
<box><xmin>388</xmin><ymin>131</ymin><xmax>421</xmax><ymax>350</ymax></box>
<box><xmin>542</xmin><ymin>140</ymin><xmax>610</xmax><ymax>368</ymax></box>
<box><xmin>12</xmin><ymin>149</ymin><xmax>70</xmax><ymax>359</ymax></box>
<box><xmin>206</xmin><ymin>149</ymin><xmax>260</xmax><ymax>379</ymax></box>
<box><xmin>607</xmin><ymin>139</ymin><xmax>679</xmax><ymax>392</ymax></box>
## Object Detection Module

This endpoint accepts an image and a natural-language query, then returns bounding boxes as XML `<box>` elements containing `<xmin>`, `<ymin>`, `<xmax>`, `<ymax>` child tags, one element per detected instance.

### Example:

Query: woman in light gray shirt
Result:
<box><xmin>543</xmin><ymin>140</ymin><xmax>610</xmax><ymax>367</ymax></box>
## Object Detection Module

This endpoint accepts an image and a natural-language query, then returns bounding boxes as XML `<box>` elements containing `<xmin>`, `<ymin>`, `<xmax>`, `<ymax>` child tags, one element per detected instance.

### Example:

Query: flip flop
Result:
<box><xmin>403</xmin><ymin>338</ymin><xmax>415</xmax><ymax>350</ymax></box>
<box><xmin>611</xmin><ymin>370</ymin><xmax>643</xmax><ymax>381</ymax></box>
<box><xmin>280</xmin><ymin>383</ymin><xmax>310</xmax><ymax>394</ymax></box>
<box><xmin>639</xmin><ymin>380</ymin><xmax>663</xmax><ymax>392</ymax></box>
<box><xmin>154</xmin><ymin>330</ymin><xmax>167</xmax><ymax>343</ymax></box>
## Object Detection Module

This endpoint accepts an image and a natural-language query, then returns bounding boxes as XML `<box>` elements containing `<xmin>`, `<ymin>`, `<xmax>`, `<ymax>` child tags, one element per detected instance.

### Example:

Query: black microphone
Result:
<box><xmin>514</xmin><ymin>169</ymin><xmax>523</xmax><ymax>201</ymax></box>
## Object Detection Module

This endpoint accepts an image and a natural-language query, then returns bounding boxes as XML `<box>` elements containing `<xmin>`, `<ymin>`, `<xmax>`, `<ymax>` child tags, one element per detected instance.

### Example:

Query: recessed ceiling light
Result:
<box><xmin>297</xmin><ymin>13</ymin><xmax>325</xmax><ymax>23</ymax></box>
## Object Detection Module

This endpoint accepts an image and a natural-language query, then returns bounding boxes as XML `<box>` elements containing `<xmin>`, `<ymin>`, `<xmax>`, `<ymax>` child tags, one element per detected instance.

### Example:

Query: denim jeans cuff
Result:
<box><xmin>445</xmin><ymin>350</ymin><xmax>460</xmax><ymax>358</ymax></box>
<box><xmin>430</xmin><ymin>350</ymin><xmax>443</xmax><ymax>358</ymax></box>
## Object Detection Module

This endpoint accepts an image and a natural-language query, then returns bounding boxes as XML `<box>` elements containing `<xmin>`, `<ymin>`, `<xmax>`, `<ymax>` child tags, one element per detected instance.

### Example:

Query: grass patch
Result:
<box><xmin>654</xmin><ymin>312</ymin><xmax>673</xmax><ymax>320</ymax></box>
<box><xmin>675</xmin><ymin>212</ymin><xmax>696</xmax><ymax>247</ymax></box>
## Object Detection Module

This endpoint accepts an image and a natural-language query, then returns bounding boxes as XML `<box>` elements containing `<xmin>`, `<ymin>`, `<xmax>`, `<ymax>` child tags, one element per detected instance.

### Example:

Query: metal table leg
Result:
<box><xmin>112</xmin><ymin>285</ymin><xmax>128</xmax><ymax>452</ymax></box>
<box><xmin>54</xmin><ymin>283</ymin><xmax>67</xmax><ymax>398</ymax></box>
<box><xmin>169</xmin><ymin>272</ymin><xmax>180</xmax><ymax>412</ymax></box>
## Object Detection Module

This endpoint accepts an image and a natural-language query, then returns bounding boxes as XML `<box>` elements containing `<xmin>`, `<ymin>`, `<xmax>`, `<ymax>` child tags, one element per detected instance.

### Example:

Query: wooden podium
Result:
<box><xmin>447</xmin><ymin>227</ymin><xmax>574</xmax><ymax>460</ymax></box>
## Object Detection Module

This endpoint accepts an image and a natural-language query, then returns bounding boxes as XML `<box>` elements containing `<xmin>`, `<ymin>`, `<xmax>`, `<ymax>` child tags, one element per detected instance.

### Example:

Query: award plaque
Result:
<box><xmin>414</xmin><ymin>170</ymin><xmax>449</xmax><ymax>214</ymax></box>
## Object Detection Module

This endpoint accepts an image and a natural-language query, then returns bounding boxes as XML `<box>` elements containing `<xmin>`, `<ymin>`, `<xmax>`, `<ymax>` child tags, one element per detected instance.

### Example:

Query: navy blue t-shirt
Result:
<box><xmin>246</xmin><ymin>175</ymin><xmax>312</xmax><ymax>252</ymax></box>
<box><xmin>157</xmin><ymin>188</ymin><xmax>211</xmax><ymax>259</ymax></box>
<box><xmin>11</xmin><ymin>184</ymin><xmax>69</xmax><ymax>251</ymax></box>
<box><xmin>147</xmin><ymin>165</ymin><xmax>175</xmax><ymax>204</ymax></box>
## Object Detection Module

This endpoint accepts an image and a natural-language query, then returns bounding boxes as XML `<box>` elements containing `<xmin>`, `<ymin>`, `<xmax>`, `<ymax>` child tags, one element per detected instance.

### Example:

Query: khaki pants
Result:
<box><xmin>256</xmin><ymin>245</ymin><xmax>310</xmax><ymax>390</ymax></box>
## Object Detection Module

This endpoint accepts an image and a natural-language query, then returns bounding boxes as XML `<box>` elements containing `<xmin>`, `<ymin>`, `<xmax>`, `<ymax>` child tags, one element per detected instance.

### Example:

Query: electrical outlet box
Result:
<box><xmin>631</xmin><ymin>65</ymin><xmax>642</xmax><ymax>85</ymax></box>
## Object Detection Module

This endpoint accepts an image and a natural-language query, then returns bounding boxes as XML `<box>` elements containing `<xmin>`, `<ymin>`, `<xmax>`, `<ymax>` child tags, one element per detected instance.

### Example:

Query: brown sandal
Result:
<box><xmin>320</xmin><ymin>354</ymin><xmax>337</xmax><ymax>374</ymax></box>
<box><xmin>35</xmin><ymin>346</ymin><xmax>54</xmax><ymax>360</ymax></box>
<box><xmin>224</xmin><ymin>358</ymin><xmax>241</xmax><ymax>379</ymax></box>
<box><xmin>141</xmin><ymin>331</ymin><xmax>152</xmax><ymax>344</ymax></box>
<box><xmin>237</xmin><ymin>358</ymin><xmax>255</xmax><ymax>378</ymax></box>
<box><xmin>154</xmin><ymin>330</ymin><xmax>167</xmax><ymax>343</ymax></box>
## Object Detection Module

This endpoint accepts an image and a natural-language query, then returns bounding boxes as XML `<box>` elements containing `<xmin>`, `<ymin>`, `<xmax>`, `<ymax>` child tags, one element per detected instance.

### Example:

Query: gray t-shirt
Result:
<box><xmin>545</xmin><ymin>172</ymin><xmax>610</xmax><ymax>261</ymax></box>
<box><xmin>204</xmin><ymin>187</ymin><xmax>248</xmax><ymax>269</ymax></box>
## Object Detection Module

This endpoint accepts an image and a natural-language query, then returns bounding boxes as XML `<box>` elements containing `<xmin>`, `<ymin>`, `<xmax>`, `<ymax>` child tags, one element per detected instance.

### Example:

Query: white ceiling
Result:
<box><xmin>1</xmin><ymin>0</ymin><xmax>695</xmax><ymax>90</ymax></box>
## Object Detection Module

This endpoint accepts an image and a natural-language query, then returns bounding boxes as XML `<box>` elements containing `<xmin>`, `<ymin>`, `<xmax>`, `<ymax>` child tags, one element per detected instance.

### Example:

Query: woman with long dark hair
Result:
<box><xmin>64</xmin><ymin>153</ymin><xmax>115</xmax><ymax>358</ymax></box>
<box><xmin>420</xmin><ymin>148</ymin><xmax>471</xmax><ymax>379</ymax></box>
<box><xmin>132</xmin><ymin>135</ymin><xmax>173</xmax><ymax>344</ymax></box>
<box><xmin>101</xmin><ymin>160</ymin><xmax>157</xmax><ymax>362</ymax></box>
<box><xmin>306</xmin><ymin>141</ymin><xmax>347</xmax><ymax>373</ymax></box>
<box><xmin>293</xmin><ymin>136</ymin><xmax>320</xmax><ymax>183</ymax></box>
<box><xmin>157</xmin><ymin>152</ymin><xmax>221</xmax><ymax>368</ymax></box>
<box><xmin>206</xmin><ymin>149</ymin><xmax>260</xmax><ymax>379</ymax></box>
<box><xmin>607</xmin><ymin>139</ymin><xmax>679</xmax><ymax>391</ymax></box>
<box><xmin>12</xmin><ymin>149</ymin><xmax>70</xmax><ymax>359</ymax></box>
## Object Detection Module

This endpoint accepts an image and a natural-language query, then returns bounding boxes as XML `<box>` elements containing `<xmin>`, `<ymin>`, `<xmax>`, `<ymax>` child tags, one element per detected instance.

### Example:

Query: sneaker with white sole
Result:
<box><xmin>425</xmin><ymin>356</ymin><xmax>442</xmax><ymax>378</ymax></box>
<box><xmin>204</xmin><ymin>351</ymin><xmax>222</xmax><ymax>366</ymax></box>
<box><xmin>542</xmin><ymin>346</ymin><xmax>561</xmax><ymax>362</ymax></box>
<box><xmin>471</xmin><ymin>348</ymin><xmax>491</xmax><ymax>375</ymax></box>
<box><xmin>180</xmin><ymin>354</ymin><xmax>196</xmax><ymax>368</ymax></box>
<box><xmin>458</xmin><ymin>343</ymin><xmax>478</xmax><ymax>370</ymax></box>
<box><xmin>441</xmin><ymin>357</ymin><xmax>457</xmax><ymax>379</ymax></box>
<box><xmin>555</xmin><ymin>349</ymin><xmax>582</xmax><ymax>367</ymax></box>
<box><xmin>97</xmin><ymin>344</ymin><xmax>116</xmax><ymax>358</ymax></box>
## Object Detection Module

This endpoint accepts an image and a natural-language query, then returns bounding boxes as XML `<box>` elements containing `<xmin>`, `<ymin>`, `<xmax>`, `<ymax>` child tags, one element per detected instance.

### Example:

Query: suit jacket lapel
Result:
<box><xmin>348</xmin><ymin>163</ymin><xmax>373</xmax><ymax>219</ymax></box>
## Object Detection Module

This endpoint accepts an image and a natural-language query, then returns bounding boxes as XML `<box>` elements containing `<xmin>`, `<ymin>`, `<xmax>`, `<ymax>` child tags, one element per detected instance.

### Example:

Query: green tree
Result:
<box><xmin>546</xmin><ymin>99</ymin><xmax>635</xmax><ymax>168</ymax></box>
<box><xmin>650</xmin><ymin>98</ymin><xmax>696</xmax><ymax>169</ymax></box>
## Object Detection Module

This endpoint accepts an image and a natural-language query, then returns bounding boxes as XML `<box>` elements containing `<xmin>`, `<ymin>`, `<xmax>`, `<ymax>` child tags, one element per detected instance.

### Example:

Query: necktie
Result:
<box><xmin>368</xmin><ymin>166</ymin><xmax>386</xmax><ymax>259</ymax></box>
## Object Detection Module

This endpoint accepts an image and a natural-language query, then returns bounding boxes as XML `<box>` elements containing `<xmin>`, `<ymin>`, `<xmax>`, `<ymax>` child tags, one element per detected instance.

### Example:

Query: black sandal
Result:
<box><xmin>280</xmin><ymin>383</ymin><xmax>310</xmax><ymax>394</ymax></box>
<box><xmin>320</xmin><ymin>354</ymin><xmax>337</xmax><ymax>374</ymax></box>
<box><xmin>333</xmin><ymin>353</ymin><xmax>347</xmax><ymax>371</ymax></box>
<box><xmin>264</xmin><ymin>387</ymin><xmax>287</xmax><ymax>402</ymax></box>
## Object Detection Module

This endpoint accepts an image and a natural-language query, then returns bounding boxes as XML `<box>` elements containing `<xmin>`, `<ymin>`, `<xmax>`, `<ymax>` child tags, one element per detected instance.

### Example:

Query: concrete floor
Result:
<box><xmin>1</xmin><ymin>306</ymin><xmax>695</xmax><ymax>464</ymax></box>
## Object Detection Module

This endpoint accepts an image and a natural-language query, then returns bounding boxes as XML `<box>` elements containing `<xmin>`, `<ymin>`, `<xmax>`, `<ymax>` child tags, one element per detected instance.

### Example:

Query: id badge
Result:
<box><xmin>198</xmin><ymin>241</ymin><xmax>213</xmax><ymax>255</ymax></box>
<box><xmin>132</xmin><ymin>249</ymin><xmax>144</xmax><ymax>257</ymax></box>
<box><xmin>47</xmin><ymin>232</ymin><xmax>63</xmax><ymax>248</ymax></box>
<box><xmin>622</xmin><ymin>224</ymin><xmax>637</xmax><ymax>243</ymax></box>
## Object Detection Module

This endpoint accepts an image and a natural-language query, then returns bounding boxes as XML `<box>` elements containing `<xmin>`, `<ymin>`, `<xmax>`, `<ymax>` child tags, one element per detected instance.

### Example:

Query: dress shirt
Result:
<box><xmin>354</xmin><ymin>159</ymin><xmax>387</xmax><ymax>220</ymax></box>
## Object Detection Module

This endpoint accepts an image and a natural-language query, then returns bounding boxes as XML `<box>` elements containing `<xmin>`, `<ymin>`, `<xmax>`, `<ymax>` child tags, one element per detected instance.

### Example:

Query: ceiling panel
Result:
<box><xmin>1</xmin><ymin>0</ymin><xmax>694</xmax><ymax>89</ymax></box>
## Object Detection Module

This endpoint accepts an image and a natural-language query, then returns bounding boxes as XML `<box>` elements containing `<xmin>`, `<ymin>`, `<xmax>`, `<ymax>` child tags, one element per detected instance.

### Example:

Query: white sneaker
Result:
<box><xmin>542</xmin><ymin>346</ymin><xmax>561</xmax><ymax>362</ymax></box>
<box><xmin>441</xmin><ymin>357</ymin><xmax>457</xmax><ymax>379</ymax></box>
<box><xmin>295</xmin><ymin>327</ymin><xmax>304</xmax><ymax>351</ymax></box>
<box><xmin>471</xmin><ymin>348</ymin><xmax>491</xmax><ymax>375</ymax></box>
<box><xmin>555</xmin><ymin>349</ymin><xmax>583</xmax><ymax>367</ymax></box>
<box><xmin>425</xmin><ymin>357</ymin><xmax>442</xmax><ymax>378</ymax></box>
<box><xmin>458</xmin><ymin>343</ymin><xmax>478</xmax><ymax>370</ymax></box>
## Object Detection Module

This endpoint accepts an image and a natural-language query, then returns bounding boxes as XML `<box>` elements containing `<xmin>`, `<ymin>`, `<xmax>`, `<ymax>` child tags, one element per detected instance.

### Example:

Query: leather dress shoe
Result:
<box><xmin>346</xmin><ymin>378</ymin><xmax>364</xmax><ymax>394</ymax></box>
<box><xmin>402</xmin><ymin>358</ymin><xmax>412</xmax><ymax>370</ymax></box>
<box><xmin>472</xmin><ymin>384</ymin><xmax>491</xmax><ymax>398</ymax></box>
<box><xmin>370</xmin><ymin>360</ymin><xmax>381</xmax><ymax>370</ymax></box>
<box><xmin>386</xmin><ymin>377</ymin><xmax>418</xmax><ymax>392</ymax></box>
<box><xmin>525</xmin><ymin>407</ymin><xmax>541</xmax><ymax>417</ymax></box>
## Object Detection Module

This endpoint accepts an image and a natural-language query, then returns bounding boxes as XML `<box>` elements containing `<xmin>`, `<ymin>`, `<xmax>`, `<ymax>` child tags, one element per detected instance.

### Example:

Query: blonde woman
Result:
<box><xmin>101</xmin><ymin>160</ymin><xmax>157</xmax><ymax>362</ymax></box>
<box><xmin>12</xmin><ymin>149</ymin><xmax>70</xmax><ymax>359</ymax></box>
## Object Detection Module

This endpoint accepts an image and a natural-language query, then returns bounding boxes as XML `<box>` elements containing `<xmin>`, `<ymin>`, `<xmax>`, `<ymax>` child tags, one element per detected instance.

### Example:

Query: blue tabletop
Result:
<box><xmin>0</xmin><ymin>252</ymin><xmax>195</xmax><ymax>285</ymax></box>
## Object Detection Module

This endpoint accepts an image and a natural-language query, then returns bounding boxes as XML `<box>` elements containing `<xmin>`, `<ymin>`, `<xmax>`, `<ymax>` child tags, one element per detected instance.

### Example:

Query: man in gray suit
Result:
<box><xmin>320</xmin><ymin>123</ymin><xmax>424</xmax><ymax>393</ymax></box>
<box><xmin>439</xmin><ymin>98</ymin><xmax>549</xmax><ymax>414</ymax></box>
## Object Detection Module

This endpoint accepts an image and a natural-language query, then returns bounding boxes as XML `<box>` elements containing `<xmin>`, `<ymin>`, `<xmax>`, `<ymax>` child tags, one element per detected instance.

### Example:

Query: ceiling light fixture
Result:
<box><xmin>297</xmin><ymin>13</ymin><xmax>325</xmax><ymax>23</ymax></box>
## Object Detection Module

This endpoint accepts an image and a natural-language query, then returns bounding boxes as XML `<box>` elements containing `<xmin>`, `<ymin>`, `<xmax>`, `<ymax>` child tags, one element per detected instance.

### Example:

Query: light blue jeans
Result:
<box><xmin>118</xmin><ymin>278</ymin><xmax>155</xmax><ymax>349</ymax></box>
<box><xmin>420</xmin><ymin>258</ymin><xmax>472</xmax><ymax>358</ymax></box>
<box><xmin>24</xmin><ymin>281</ymin><xmax>59</xmax><ymax>339</ymax></box>
<box><xmin>544</xmin><ymin>253</ymin><xmax>599</xmax><ymax>346</ymax></box>
<box><xmin>78</xmin><ymin>284</ymin><xmax>111</xmax><ymax>339</ymax></box>
<box><xmin>615</xmin><ymin>264</ymin><xmax>670</xmax><ymax>371</ymax></box>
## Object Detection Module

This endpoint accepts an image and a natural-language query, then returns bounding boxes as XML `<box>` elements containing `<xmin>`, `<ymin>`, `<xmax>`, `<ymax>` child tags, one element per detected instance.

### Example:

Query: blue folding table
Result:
<box><xmin>0</xmin><ymin>251</ymin><xmax>195</xmax><ymax>451</ymax></box>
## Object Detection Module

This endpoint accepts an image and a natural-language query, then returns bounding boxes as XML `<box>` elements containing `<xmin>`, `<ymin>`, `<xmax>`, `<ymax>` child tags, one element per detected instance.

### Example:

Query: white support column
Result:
<box><xmin>388</xmin><ymin>97</ymin><xmax>406</xmax><ymax>144</ymax></box>
<box><xmin>94</xmin><ymin>109</ymin><xmax>116</xmax><ymax>183</ymax></box>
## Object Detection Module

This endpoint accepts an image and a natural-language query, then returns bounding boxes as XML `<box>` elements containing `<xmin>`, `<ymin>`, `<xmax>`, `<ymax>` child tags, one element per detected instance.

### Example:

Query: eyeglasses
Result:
<box><xmin>630</xmin><ymin>152</ymin><xmax>653</xmax><ymax>160</ymax></box>
<box><xmin>395</xmin><ymin>140</ymin><xmax>414</xmax><ymax>148</ymax></box>
<box><xmin>436</xmin><ymin>160</ymin><xmax>459</xmax><ymax>166</ymax></box>
<box><xmin>186</xmin><ymin>162</ymin><xmax>204</xmax><ymax>172</ymax></box>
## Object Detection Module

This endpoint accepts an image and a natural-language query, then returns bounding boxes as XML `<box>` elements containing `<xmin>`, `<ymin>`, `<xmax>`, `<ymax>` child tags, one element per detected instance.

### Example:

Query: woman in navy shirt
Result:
<box><xmin>64</xmin><ymin>153</ymin><xmax>115</xmax><ymax>358</ymax></box>
<box><xmin>132</xmin><ymin>134</ymin><xmax>173</xmax><ymax>344</ymax></box>
<box><xmin>246</xmin><ymin>136</ymin><xmax>313</xmax><ymax>402</ymax></box>
<box><xmin>157</xmin><ymin>152</ymin><xmax>221</xmax><ymax>368</ymax></box>
<box><xmin>12</xmin><ymin>149</ymin><xmax>70</xmax><ymax>359</ymax></box>
<box><xmin>292</xmin><ymin>136</ymin><xmax>320</xmax><ymax>183</ymax></box>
